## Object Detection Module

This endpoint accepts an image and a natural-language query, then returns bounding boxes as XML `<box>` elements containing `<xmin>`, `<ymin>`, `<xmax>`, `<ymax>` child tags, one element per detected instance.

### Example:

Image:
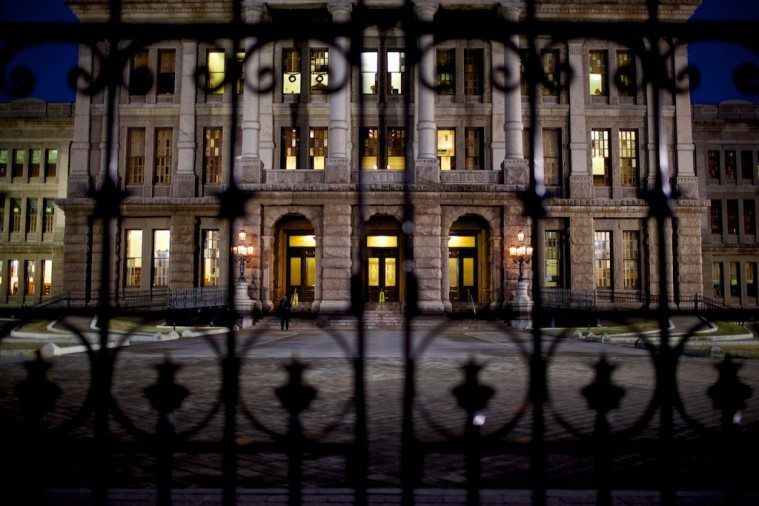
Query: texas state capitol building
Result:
<box><xmin>60</xmin><ymin>0</ymin><xmax>705</xmax><ymax>317</ymax></box>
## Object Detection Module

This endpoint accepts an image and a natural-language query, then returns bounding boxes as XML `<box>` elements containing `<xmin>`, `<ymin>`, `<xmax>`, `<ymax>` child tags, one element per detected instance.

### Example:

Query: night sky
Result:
<box><xmin>1</xmin><ymin>0</ymin><xmax>758</xmax><ymax>104</ymax></box>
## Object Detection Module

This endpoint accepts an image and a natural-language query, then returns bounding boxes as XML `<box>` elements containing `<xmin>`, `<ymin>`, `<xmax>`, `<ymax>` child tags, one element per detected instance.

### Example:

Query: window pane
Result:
<box><xmin>204</xmin><ymin>127</ymin><xmax>222</xmax><ymax>184</ymax></box>
<box><xmin>616</xmin><ymin>50</ymin><xmax>636</xmax><ymax>97</ymax></box>
<box><xmin>436</xmin><ymin>49</ymin><xmax>455</xmax><ymax>95</ymax></box>
<box><xmin>744</xmin><ymin>200</ymin><xmax>756</xmax><ymax>235</ymax></box>
<box><xmin>368</xmin><ymin>257</ymin><xmax>379</xmax><ymax>286</ymax></box>
<box><xmin>153</xmin><ymin>230</ymin><xmax>170</xmax><ymax>287</ymax></box>
<box><xmin>543</xmin><ymin>129</ymin><xmax>560</xmax><ymax>185</ymax></box>
<box><xmin>462</xmin><ymin>257</ymin><xmax>474</xmax><ymax>287</ymax></box>
<box><xmin>289</xmin><ymin>235</ymin><xmax>316</xmax><ymax>247</ymax></box>
<box><xmin>361</xmin><ymin>128</ymin><xmax>379</xmax><ymax>170</ymax></box>
<box><xmin>747</xmin><ymin>262</ymin><xmax>757</xmax><ymax>297</ymax></box>
<box><xmin>367</xmin><ymin>236</ymin><xmax>397</xmax><ymax>248</ymax></box>
<box><xmin>154</xmin><ymin>128</ymin><xmax>173</xmax><ymax>184</ymax></box>
<box><xmin>0</xmin><ymin>149</ymin><xmax>7</xmax><ymax>178</ymax></box>
<box><xmin>464</xmin><ymin>49</ymin><xmax>483</xmax><ymax>96</ymax></box>
<box><xmin>437</xmin><ymin>129</ymin><xmax>455</xmax><ymax>171</ymax></box>
<box><xmin>713</xmin><ymin>262</ymin><xmax>723</xmax><ymax>297</ymax></box>
<box><xmin>310</xmin><ymin>48</ymin><xmax>329</xmax><ymax>93</ymax></box>
<box><xmin>544</xmin><ymin>230</ymin><xmax>562</xmax><ymax>288</ymax></box>
<box><xmin>623</xmin><ymin>231</ymin><xmax>640</xmax><ymax>289</ymax></box>
<box><xmin>305</xmin><ymin>257</ymin><xmax>316</xmax><ymax>286</ymax></box>
<box><xmin>725</xmin><ymin>150</ymin><xmax>737</xmax><ymax>181</ymax></box>
<box><xmin>157</xmin><ymin>49</ymin><xmax>176</xmax><ymax>94</ymax></box>
<box><xmin>387</xmin><ymin>51</ymin><xmax>405</xmax><ymax>95</ymax></box>
<box><xmin>42</xmin><ymin>259</ymin><xmax>52</xmax><ymax>295</ymax></box>
<box><xmin>708</xmin><ymin>150</ymin><xmax>720</xmax><ymax>180</ymax></box>
<box><xmin>9</xmin><ymin>260</ymin><xmax>19</xmax><ymax>295</ymax></box>
<box><xmin>727</xmin><ymin>200</ymin><xmax>739</xmax><ymax>235</ymax></box>
<box><xmin>589</xmin><ymin>51</ymin><xmax>607</xmax><ymax>96</ymax></box>
<box><xmin>45</xmin><ymin>148</ymin><xmax>58</xmax><ymax>178</ymax></box>
<box><xmin>594</xmin><ymin>231</ymin><xmax>611</xmax><ymax>288</ymax></box>
<box><xmin>387</xmin><ymin>128</ymin><xmax>405</xmax><ymax>170</ymax></box>
<box><xmin>619</xmin><ymin>130</ymin><xmax>638</xmax><ymax>187</ymax></box>
<box><xmin>129</xmin><ymin>49</ymin><xmax>150</xmax><ymax>95</ymax></box>
<box><xmin>25</xmin><ymin>260</ymin><xmax>35</xmax><ymax>295</ymax></box>
<box><xmin>290</xmin><ymin>257</ymin><xmax>302</xmax><ymax>286</ymax></box>
<box><xmin>202</xmin><ymin>230</ymin><xmax>220</xmax><ymax>287</ymax></box>
<box><xmin>741</xmin><ymin>150</ymin><xmax>753</xmax><ymax>181</ymax></box>
<box><xmin>283</xmin><ymin>48</ymin><xmax>301</xmax><ymax>94</ymax></box>
<box><xmin>361</xmin><ymin>51</ymin><xmax>378</xmax><ymax>94</ymax></box>
<box><xmin>43</xmin><ymin>199</ymin><xmax>55</xmax><ymax>233</ymax></box>
<box><xmin>385</xmin><ymin>258</ymin><xmax>397</xmax><ymax>287</ymax></box>
<box><xmin>282</xmin><ymin>128</ymin><xmax>299</xmax><ymax>170</ymax></box>
<box><xmin>126</xmin><ymin>230</ymin><xmax>143</xmax><ymax>287</ymax></box>
<box><xmin>30</xmin><ymin>149</ymin><xmax>41</xmax><ymax>178</ymax></box>
<box><xmin>710</xmin><ymin>200</ymin><xmax>722</xmax><ymax>234</ymax></box>
<box><xmin>10</xmin><ymin>199</ymin><xmax>21</xmax><ymax>233</ymax></box>
<box><xmin>448</xmin><ymin>236</ymin><xmax>475</xmax><ymax>248</ymax></box>
<box><xmin>309</xmin><ymin>128</ymin><xmax>327</xmax><ymax>170</ymax></box>
<box><xmin>208</xmin><ymin>51</ymin><xmax>225</xmax><ymax>95</ymax></box>
<box><xmin>591</xmin><ymin>129</ymin><xmax>609</xmax><ymax>186</ymax></box>
<box><xmin>12</xmin><ymin>149</ymin><xmax>24</xmax><ymax>177</ymax></box>
<box><xmin>26</xmin><ymin>198</ymin><xmax>38</xmax><ymax>233</ymax></box>
<box><xmin>541</xmin><ymin>50</ymin><xmax>559</xmax><ymax>96</ymax></box>
<box><xmin>127</xmin><ymin>128</ymin><xmax>145</xmax><ymax>185</ymax></box>
<box><xmin>448</xmin><ymin>257</ymin><xmax>459</xmax><ymax>288</ymax></box>
<box><xmin>729</xmin><ymin>261</ymin><xmax>740</xmax><ymax>297</ymax></box>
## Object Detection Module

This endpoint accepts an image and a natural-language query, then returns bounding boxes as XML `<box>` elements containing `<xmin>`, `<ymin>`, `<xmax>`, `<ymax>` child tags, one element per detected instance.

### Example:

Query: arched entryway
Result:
<box><xmin>364</xmin><ymin>216</ymin><xmax>404</xmax><ymax>303</ymax></box>
<box><xmin>448</xmin><ymin>215</ymin><xmax>492</xmax><ymax>308</ymax></box>
<box><xmin>273</xmin><ymin>215</ymin><xmax>316</xmax><ymax>308</ymax></box>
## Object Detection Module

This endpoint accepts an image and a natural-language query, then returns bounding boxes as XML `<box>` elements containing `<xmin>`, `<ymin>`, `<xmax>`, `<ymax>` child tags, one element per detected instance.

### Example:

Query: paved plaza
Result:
<box><xmin>1</xmin><ymin>326</ymin><xmax>759</xmax><ymax>504</ymax></box>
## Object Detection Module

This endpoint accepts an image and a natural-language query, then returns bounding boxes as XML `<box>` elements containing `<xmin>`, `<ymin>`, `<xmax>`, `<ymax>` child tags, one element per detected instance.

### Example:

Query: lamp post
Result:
<box><xmin>232</xmin><ymin>229</ymin><xmax>254</xmax><ymax>283</ymax></box>
<box><xmin>508</xmin><ymin>230</ymin><xmax>533</xmax><ymax>282</ymax></box>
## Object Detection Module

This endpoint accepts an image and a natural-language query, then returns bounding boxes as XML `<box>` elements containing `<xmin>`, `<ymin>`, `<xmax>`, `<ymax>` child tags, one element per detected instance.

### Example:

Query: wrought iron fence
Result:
<box><xmin>1</xmin><ymin>1</ymin><xmax>759</xmax><ymax>505</ymax></box>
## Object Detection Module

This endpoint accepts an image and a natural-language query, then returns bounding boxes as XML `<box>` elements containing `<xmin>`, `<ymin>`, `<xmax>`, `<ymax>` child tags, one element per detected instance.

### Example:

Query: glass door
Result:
<box><xmin>287</xmin><ymin>234</ymin><xmax>316</xmax><ymax>303</ymax></box>
<box><xmin>448</xmin><ymin>235</ymin><xmax>477</xmax><ymax>303</ymax></box>
<box><xmin>366</xmin><ymin>235</ymin><xmax>398</xmax><ymax>302</ymax></box>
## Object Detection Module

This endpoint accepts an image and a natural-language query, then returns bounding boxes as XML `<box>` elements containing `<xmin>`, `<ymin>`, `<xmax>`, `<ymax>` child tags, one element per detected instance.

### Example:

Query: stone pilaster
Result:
<box><xmin>319</xmin><ymin>204</ymin><xmax>353</xmax><ymax>312</ymax></box>
<box><xmin>673</xmin><ymin>45</ymin><xmax>698</xmax><ymax>199</ymax></box>
<box><xmin>96</xmin><ymin>86</ymin><xmax>119</xmax><ymax>188</ymax></box>
<box><xmin>174</xmin><ymin>41</ymin><xmax>198</xmax><ymax>197</ymax></box>
<box><xmin>569</xmin><ymin>216</ymin><xmax>594</xmax><ymax>291</ymax></box>
<box><xmin>441</xmin><ymin>232</ymin><xmax>451</xmax><ymax>312</ymax></box>
<box><xmin>414</xmin><ymin>203</ymin><xmax>444</xmax><ymax>312</ymax></box>
<box><xmin>415</xmin><ymin>2</ymin><xmax>440</xmax><ymax>183</ymax></box>
<box><xmin>170</xmin><ymin>214</ymin><xmax>195</xmax><ymax>287</ymax></box>
<box><xmin>240</xmin><ymin>2</ymin><xmax>264</xmax><ymax>185</ymax></box>
<box><xmin>261</xmin><ymin>234</ymin><xmax>274</xmax><ymax>312</ymax></box>
<box><xmin>69</xmin><ymin>45</ymin><xmax>93</xmax><ymax>197</ymax></box>
<box><xmin>567</xmin><ymin>41</ymin><xmax>592</xmax><ymax>198</ymax></box>
<box><xmin>62</xmin><ymin>208</ymin><xmax>93</xmax><ymax>293</ymax></box>
<box><xmin>675</xmin><ymin>212</ymin><xmax>704</xmax><ymax>299</ymax></box>
<box><xmin>326</xmin><ymin>2</ymin><xmax>352</xmax><ymax>184</ymax></box>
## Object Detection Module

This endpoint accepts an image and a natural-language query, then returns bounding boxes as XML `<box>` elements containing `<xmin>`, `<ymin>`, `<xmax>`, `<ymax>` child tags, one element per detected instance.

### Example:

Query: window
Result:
<box><xmin>309</xmin><ymin>128</ymin><xmax>327</xmax><ymax>170</ymax></box>
<box><xmin>42</xmin><ymin>259</ymin><xmax>52</xmax><ymax>295</ymax></box>
<box><xmin>741</xmin><ymin>150</ymin><xmax>754</xmax><ymax>182</ymax></box>
<box><xmin>24</xmin><ymin>260</ymin><xmax>35</xmax><ymax>295</ymax></box>
<box><xmin>713</xmin><ymin>262</ymin><xmax>723</xmax><ymax>297</ymax></box>
<box><xmin>747</xmin><ymin>262</ymin><xmax>757</xmax><ymax>298</ymax></box>
<box><xmin>589</xmin><ymin>51</ymin><xmax>607</xmax><ymax>96</ymax></box>
<box><xmin>591</xmin><ymin>129</ymin><xmax>610</xmax><ymax>186</ymax></box>
<box><xmin>282</xmin><ymin>128</ymin><xmax>299</xmax><ymax>170</ymax></box>
<box><xmin>129</xmin><ymin>49</ymin><xmax>150</xmax><ymax>95</ymax></box>
<box><xmin>543</xmin><ymin>129</ymin><xmax>561</xmax><ymax>186</ymax></box>
<box><xmin>10</xmin><ymin>199</ymin><xmax>21</xmax><ymax>233</ymax></box>
<box><xmin>725</xmin><ymin>150</ymin><xmax>737</xmax><ymax>181</ymax></box>
<box><xmin>283</xmin><ymin>48</ymin><xmax>301</xmax><ymax>95</ymax></box>
<box><xmin>126</xmin><ymin>128</ymin><xmax>145</xmax><ymax>185</ymax></box>
<box><xmin>12</xmin><ymin>149</ymin><xmax>24</xmax><ymax>178</ymax></box>
<box><xmin>622</xmin><ymin>231</ymin><xmax>640</xmax><ymax>289</ymax></box>
<box><xmin>26</xmin><ymin>198</ymin><xmax>37</xmax><ymax>233</ymax></box>
<box><xmin>387</xmin><ymin>128</ymin><xmax>405</xmax><ymax>170</ymax></box>
<box><xmin>436</xmin><ymin>49</ymin><xmax>455</xmax><ymax>95</ymax></box>
<box><xmin>729</xmin><ymin>261</ymin><xmax>740</xmax><ymax>297</ymax></box>
<box><xmin>594</xmin><ymin>231</ymin><xmax>612</xmax><ymax>288</ymax></box>
<box><xmin>387</xmin><ymin>51</ymin><xmax>405</xmax><ymax>95</ymax></box>
<box><xmin>727</xmin><ymin>200</ymin><xmax>739</xmax><ymax>235</ymax></box>
<box><xmin>708</xmin><ymin>150</ymin><xmax>720</xmax><ymax>181</ymax></box>
<box><xmin>361</xmin><ymin>51</ymin><xmax>378</xmax><ymax>94</ymax></box>
<box><xmin>0</xmin><ymin>148</ymin><xmax>7</xmax><ymax>177</ymax></box>
<box><xmin>745</xmin><ymin>200</ymin><xmax>756</xmax><ymax>235</ymax></box>
<box><xmin>541</xmin><ymin>50</ymin><xmax>559</xmax><ymax>96</ymax></box>
<box><xmin>8</xmin><ymin>260</ymin><xmax>19</xmax><ymax>295</ymax></box>
<box><xmin>619</xmin><ymin>129</ymin><xmax>638</xmax><ymax>187</ymax></box>
<box><xmin>207</xmin><ymin>50</ymin><xmax>225</xmax><ymax>95</ymax></box>
<box><xmin>157</xmin><ymin>49</ymin><xmax>176</xmax><ymax>95</ymax></box>
<box><xmin>464</xmin><ymin>49</ymin><xmax>483</xmax><ymax>96</ymax></box>
<box><xmin>30</xmin><ymin>149</ymin><xmax>41</xmax><ymax>178</ymax></box>
<box><xmin>204</xmin><ymin>127</ymin><xmax>222</xmax><ymax>184</ymax></box>
<box><xmin>544</xmin><ymin>230</ymin><xmax>564</xmax><ymax>288</ymax></box>
<box><xmin>43</xmin><ymin>200</ymin><xmax>55</xmax><ymax>233</ymax></box>
<box><xmin>310</xmin><ymin>49</ymin><xmax>328</xmax><ymax>94</ymax></box>
<box><xmin>361</xmin><ymin>128</ymin><xmax>379</xmax><ymax>170</ymax></box>
<box><xmin>45</xmin><ymin>149</ymin><xmax>57</xmax><ymax>178</ymax></box>
<box><xmin>153</xmin><ymin>230</ymin><xmax>170</xmax><ymax>287</ymax></box>
<box><xmin>464</xmin><ymin>128</ymin><xmax>483</xmax><ymax>171</ymax></box>
<box><xmin>616</xmin><ymin>50</ymin><xmax>635</xmax><ymax>97</ymax></box>
<box><xmin>0</xmin><ymin>195</ymin><xmax>4</xmax><ymax>232</ymax></box>
<box><xmin>710</xmin><ymin>200</ymin><xmax>722</xmax><ymax>234</ymax></box>
<box><xmin>125</xmin><ymin>230</ymin><xmax>142</xmax><ymax>287</ymax></box>
<box><xmin>202</xmin><ymin>230</ymin><xmax>220</xmax><ymax>287</ymax></box>
<box><xmin>154</xmin><ymin>128</ymin><xmax>172</xmax><ymax>184</ymax></box>
<box><xmin>437</xmin><ymin>129</ymin><xmax>455</xmax><ymax>170</ymax></box>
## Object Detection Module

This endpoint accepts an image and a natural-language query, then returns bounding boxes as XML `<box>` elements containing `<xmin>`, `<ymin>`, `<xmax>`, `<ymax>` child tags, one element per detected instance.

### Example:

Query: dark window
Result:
<box><xmin>713</xmin><ymin>262</ymin><xmax>723</xmax><ymax>298</ymax></box>
<box><xmin>43</xmin><ymin>200</ymin><xmax>55</xmax><ymax>233</ymax></box>
<box><xmin>157</xmin><ymin>49</ymin><xmax>176</xmax><ymax>95</ymax></box>
<box><xmin>204</xmin><ymin>127</ymin><xmax>222</xmax><ymax>183</ymax></box>
<box><xmin>710</xmin><ymin>200</ymin><xmax>722</xmax><ymax>234</ymax></box>
<box><xmin>708</xmin><ymin>150</ymin><xmax>720</xmax><ymax>181</ymax></box>
<box><xmin>725</xmin><ymin>150</ymin><xmax>737</xmax><ymax>181</ymax></box>
<box><xmin>745</xmin><ymin>200</ymin><xmax>756</xmax><ymax>235</ymax></box>
<box><xmin>729</xmin><ymin>261</ymin><xmax>740</xmax><ymax>297</ymax></box>
<box><xmin>616</xmin><ymin>50</ymin><xmax>636</xmax><ymax>97</ymax></box>
<box><xmin>45</xmin><ymin>149</ymin><xmax>57</xmax><ymax>178</ymax></box>
<box><xmin>544</xmin><ymin>230</ymin><xmax>565</xmax><ymax>288</ymax></box>
<box><xmin>129</xmin><ymin>49</ymin><xmax>150</xmax><ymax>95</ymax></box>
<box><xmin>747</xmin><ymin>262</ymin><xmax>757</xmax><ymax>298</ymax></box>
<box><xmin>741</xmin><ymin>150</ymin><xmax>754</xmax><ymax>182</ymax></box>
<box><xmin>0</xmin><ymin>148</ymin><xmax>7</xmax><ymax>177</ymax></box>
<box><xmin>727</xmin><ymin>199</ymin><xmax>739</xmax><ymax>235</ymax></box>
<box><xmin>436</xmin><ymin>49</ymin><xmax>456</xmax><ymax>95</ymax></box>
<box><xmin>543</xmin><ymin>129</ymin><xmax>561</xmax><ymax>186</ymax></box>
<box><xmin>541</xmin><ymin>50</ymin><xmax>559</xmax><ymax>96</ymax></box>
<box><xmin>29</xmin><ymin>149</ymin><xmax>41</xmax><ymax>178</ymax></box>
<box><xmin>12</xmin><ymin>149</ymin><xmax>24</xmax><ymax>178</ymax></box>
<box><xmin>464</xmin><ymin>49</ymin><xmax>483</xmax><ymax>96</ymax></box>
<box><xmin>26</xmin><ymin>198</ymin><xmax>37</xmax><ymax>233</ymax></box>
<box><xmin>465</xmin><ymin>128</ymin><xmax>483</xmax><ymax>171</ymax></box>
<box><xmin>10</xmin><ymin>199</ymin><xmax>21</xmax><ymax>233</ymax></box>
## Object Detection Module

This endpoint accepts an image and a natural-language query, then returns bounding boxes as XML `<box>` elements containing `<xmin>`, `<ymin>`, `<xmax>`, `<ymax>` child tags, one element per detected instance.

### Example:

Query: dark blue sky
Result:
<box><xmin>1</xmin><ymin>0</ymin><xmax>759</xmax><ymax>104</ymax></box>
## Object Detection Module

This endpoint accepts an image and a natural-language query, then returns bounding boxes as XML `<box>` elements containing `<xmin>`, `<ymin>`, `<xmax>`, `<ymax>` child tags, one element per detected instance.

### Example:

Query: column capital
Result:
<box><xmin>499</xmin><ymin>1</ymin><xmax>523</xmax><ymax>22</ymax></box>
<box><xmin>414</xmin><ymin>1</ymin><xmax>438</xmax><ymax>21</ymax></box>
<box><xmin>328</xmin><ymin>1</ymin><xmax>352</xmax><ymax>22</ymax></box>
<box><xmin>242</xmin><ymin>1</ymin><xmax>265</xmax><ymax>23</ymax></box>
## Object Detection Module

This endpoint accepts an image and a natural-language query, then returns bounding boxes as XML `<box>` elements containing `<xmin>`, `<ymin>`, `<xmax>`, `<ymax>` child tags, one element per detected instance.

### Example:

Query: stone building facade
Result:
<box><xmin>0</xmin><ymin>100</ymin><xmax>72</xmax><ymax>307</ymax></box>
<box><xmin>56</xmin><ymin>0</ymin><xmax>706</xmax><ymax>316</ymax></box>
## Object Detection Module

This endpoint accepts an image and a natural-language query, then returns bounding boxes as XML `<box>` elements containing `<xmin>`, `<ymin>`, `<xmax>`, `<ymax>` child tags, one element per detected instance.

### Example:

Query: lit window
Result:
<box><xmin>12</xmin><ymin>149</ymin><xmax>24</xmax><ymax>178</ymax></box>
<box><xmin>747</xmin><ymin>262</ymin><xmax>757</xmax><ymax>298</ymax></box>
<box><xmin>438</xmin><ymin>129</ymin><xmax>455</xmax><ymax>170</ymax></box>
<box><xmin>282</xmin><ymin>128</ymin><xmax>299</xmax><ymax>170</ymax></box>
<box><xmin>26</xmin><ymin>198</ymin><xmax>37</xmax><ymax>234</ymax></box>
<box><xmin>125</xmin><ymin>230</ymin><xmax>142</xmax><ymax>287</ymax></box>
<box><xmin>129</xmin><ymin>49</ymin><xmax>150</xmax><ymax>95</ymax></box>
<box><xmin>727</xmin><ymin>200</ymin><xmax>739</xmax><ymax>235</ymax></box>
<box><xmin>157</xmin><ymin>49</ymin><xmax>176</xmax><ymax>95</ymax></box>
<box><xmin>707</xmin><ymin>150</ymin><xmax>720</xmax><ymax>181</ymax></box>
<box><xmin>43</xmin><ymin>200</ymin><xmax>55</xmax><ymax>233</ymax></box>
<box><xmin>464</xmin><ymin>49</ymin><xmax>483</xmax><ymax>96</ymax></box>
<box><xmin>310</xmin><ymin>48</ymin><xmax>329</xmax><ymax>94</ymax></box>
<box><xmin>725</xmin><ymin>150</ymin><xmax>737</xmax><ymax>181</ymax></box>
<box><xmin>387</xmin><ymin>51</ymin><xmax>405</xmax><ymax>95</ymax></box>
<box><xmin>541</xmin><ymin>50</ymin><xmax>559</xmax><ymax>96</ymax></box>
<box><xmin>25</xmin><ymin>260</ymin><xmax>35</xmax><ymax>295</ymax></box>
<box><xmin>283</xmin><ymin>48</ymin><xmax>301</xmax><ymax>95</ymax></box>
<box><xmin>361</xmin><ymin>51</ymin><xmax>378</xmax><ymax>94</ymax></box>
<box><xmin>729</xmin><ymin>262</ymin><xmax>740</xmax><ymax>297</ymax></box>
<box><xmin>744</xmin><ymin>200</ymin><xmax>756</xmax><ymax>235</ymax></box>
<box><xmin>436</xmin><ymin>49</ymin><xmax>455</xmax><ymax>95</ymax></box>
<box><xmin>544</xmin><ymin>230</ymin><xmax>564</xmax><ymax>288</ymax></box>
<box><xmin>387</xmin><ymin>128</ymin><xmax>405</xmax><ymax>170</ymax></box>
<box><xmin>710</xmin><ymin>200</ymin><xmax>722</xmax><ymax>235</ymax></box>
<box><xmin>616</xmin><ymin>50</ymin><xmax>635</xmax><ymax>97</ymax></box>
<box><xmin>361</xmin><ymin>128</ymin><xmax>379</xmax><ymax>170</ymax></box>
<box><xmin>622</xmin><ymin>231</ymin><xmax>640</xmax><ymax>289</ymax></box>
<box><xmin>154</xmin><ymin>128</ymin><xmax>172</xmax><ymax>184</ymax></box>
<box><xmin>207</xmin><ymin>51</ymin><xmax>225</xmax><ymax>95</ymax></box>
<box><xmin>30</xmin><ymin>149</ymin><xmax>41</xmax><ymax>178</ymax></box>
<box><xmin>204</xmin><ymin>127</ymin><xmax>222</xmax><ymax>184</ymax></box>
<box><xmin>465</xmin><ymin>128</ymin><xmax>483</xmax><ymax>171</ymax></box>
<box><xmin>0</xmin><ymin>149</ymin><xmax>7</xmax><ymax>177</ymax></box>
<box><xmin>10</xmin><ymin>199</ymin><xmax>21</xmax><ymax>233</ymax></box>
<box><xmin>594</xmin><ymin>231</ymin><xmax>611</xmax><ymax>289</ymax></box>
<box><xmin>713</xmin><ymin>262</ymin><xmax>723</xmax><ymax>298</ymax></box>
<box><xmin>45</xmin><ymin>149</ymin><xmax>57</xmax><ymax>178</ymax></box>
<box><xmin>126</xmin><ymin>128</ymin><xmax>145</xmax><ymax>185</ymax></box>
<box><xmin>153</xmin><ymin>230</ymin><xmax>170</xmax><ymax>287</ymax></box>
<box><xmin>589</xmin><ymin>51</ymin><xmax>607</xmax><ymax>96</ymax></box>
<box><xmin>8</xmin><ymin>260</ymin><xmax>19</xmax><ymax>295</ymax></box>
<box><xmin>202</xmin><ymin>230</ymin><xmax>220</xmax><ymax>287</ymax></box>
<box><xmin>543</xmin><ymin>129</ymin><xmax>561</xmax><ymax>186</ymax></box>
<box><xmin>309</xmin><ymin>128</ymin><xmax>327</xmax><ymax>170</ymax></box>
<box><xmin>619</xmin><ymin>129</ymin><xmax>638</xmax><ymax>187</ymax></box>
<box><xmin>42</xmin><ymin>259</ymin><xmax>52</xmax><ymax>295</ymax></box>
<box><xmin>591</xmin><ymin>129</ymin><xmax>610</xmax><ymax>186</ymax></box>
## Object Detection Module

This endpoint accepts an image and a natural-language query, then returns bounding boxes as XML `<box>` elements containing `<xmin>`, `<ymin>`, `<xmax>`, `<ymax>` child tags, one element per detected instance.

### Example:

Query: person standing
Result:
<box><xmin>278</xmin><ymin>296</ymin><xmax>292</xmax><ymax>331</ymax></box>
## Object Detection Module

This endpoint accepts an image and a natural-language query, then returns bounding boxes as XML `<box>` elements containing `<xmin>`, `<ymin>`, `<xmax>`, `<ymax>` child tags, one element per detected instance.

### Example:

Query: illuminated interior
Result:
<box><xmin>289</xmin><ymin>235</ymin><xmax>316</xmax><ymax>247</ymax></box>
<box><xmin>367</xmin><ymin>235</ymin><xmax>398</xmax><ymax>248</ymax></box>
<box><xmin>448</xmin><ymin>235</ymin><xmax>475</xmax><ymax>248</ymax></box>
<box><xmin>438</xmin><ymin>129</ymin><xmax>455</xmax><ymax>171</ymax></box>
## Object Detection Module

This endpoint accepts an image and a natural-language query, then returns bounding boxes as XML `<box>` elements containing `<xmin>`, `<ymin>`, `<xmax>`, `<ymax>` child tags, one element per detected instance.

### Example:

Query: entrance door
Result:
<box><xmin>287</xmin><ymin>234</ymin><xmax>316</xmax><ymax>303</ymax></box>
<box><xmin>449</xmin><ymin>235</ymin><xmax>477</xmax><ymax>303</ymax></box>
<box><xmin>366</xmin><ymin>235</ymin><xmax>398</xmax><ymax>303</ymax></box>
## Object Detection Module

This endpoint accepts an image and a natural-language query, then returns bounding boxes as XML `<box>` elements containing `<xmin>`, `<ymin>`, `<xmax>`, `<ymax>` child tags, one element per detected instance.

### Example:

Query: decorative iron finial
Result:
<box><xmin>14</xmin><ymin>350</ymin><xmax>62</xmax><ymax>428</ymax></box>
<box><xmin>275</xmin><ymin>358</ymin><xmax>317</xmax><ymax>417</ymax></box>
<box><xmin>707</xmin><ymin>356</ymin><xmax>752</xmax><ymax>424</ymax></box>
<box><xmin>581</xmin><ymin>356</ymin><xmax>625</xmax><ymax>415</ymax></box>
<box><xmin>452</xmin><ymin>358</ymin><xmax>494</xmax><ymax>416</ymax></box>
<box><xmin>144</xmin><ymin>357</ymin><xmax>189</xmax><ymax>417</ymax></box>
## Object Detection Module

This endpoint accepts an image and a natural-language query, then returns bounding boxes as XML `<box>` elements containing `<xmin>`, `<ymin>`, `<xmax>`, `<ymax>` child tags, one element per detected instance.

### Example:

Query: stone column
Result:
<box><xmin>69</xmin><ymin>45</ymin><xmax>93</xmax><ymax>197</ymax></box>
<box><xmin>414</xmin><ymin>203</ymin><xmax>444</xmax><ymax>312</ymax></box>
<box><xmin>567</xmin><ymin>41</ymin><xmax>592</xmax><ymax>198</ymax></box>
<box><xmin>240</xmin><ymin>2</ymin><xmax>264</xmax><ymax>184</ymax></box>
<box><xmin>173</xmin><ymin>41</ymin><xmax>198</xmax><ymax>197</ymax></box>
<box><xmin>326</xmin><ymin>2</ymin><xmax>352</xmax><ymax>184</ymax></box>
<box><xmin>500</xmin><ymin>1</ymin><xmax>528</xmax><ymax>186</ymax></box>
<box><xmin>261</xmin><ymin>234</ymin><xmax>274</xmax><ymax>312</ymax></box>
<box><xmin>675</xmin><ymin>212</ymin><xmax>704</xmax><ymax>300</ymax></box>
<box><xmin>414</xmin><ymin>1</ymin><xmax>440</xmax><ymax>185</ymax></box>
<box><xmin>673</xmin><ymin>45</ymin><xmax>697</xmax><ymax>199</ymax></box>
<box><xmin>569</xmin><ymin>216</ymin><xmax>594</xmax><ymax>291</ymax></box>
<box><xmin>319</xmin><ymin>204</ymin><xmax>353</xmax><ymax>312</ymax></box>
<box><xmin>96</xmin><ymin>86</ymin><xmax>119</xmax><ymax>187</ymax></box>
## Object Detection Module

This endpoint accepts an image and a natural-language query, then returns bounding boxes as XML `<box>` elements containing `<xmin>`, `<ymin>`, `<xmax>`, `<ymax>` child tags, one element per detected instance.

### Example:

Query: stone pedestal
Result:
<box><xmin>238</xmin><ymin>156</ymin><xmax>262</xmax><ymax>185</ymax></box>
<box><xmin>235</xmin><ymin>282</ymin><xmax>254</xmax><ymax>328</ymax></box>
<box><xmin>569</xmin><ymin>174</ymin><xmax>593</xmax><ymax>199</ymax></box>
<box><xmin>510</xmin><ymin>280</ymin><xmax>533</xmax><ymax>329</ymax></box>
<box><xmin>172</xmin><ymin>173</ymin><xmax>196</xmax><ymax>197</ymax></box>
<box><xmin>326</xmin><ymin>157</ymin><xmax>350</xmax><ymax>184</ymax></box>
<box><xmin>415</xmin><ymin>158</ymin><xmax>440</xmax><ymax>186</ymax></box>
<box><xmin>502</xmin><ymin>158</ymin><xmax>528</xmax><ymax>187</ymax></box>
